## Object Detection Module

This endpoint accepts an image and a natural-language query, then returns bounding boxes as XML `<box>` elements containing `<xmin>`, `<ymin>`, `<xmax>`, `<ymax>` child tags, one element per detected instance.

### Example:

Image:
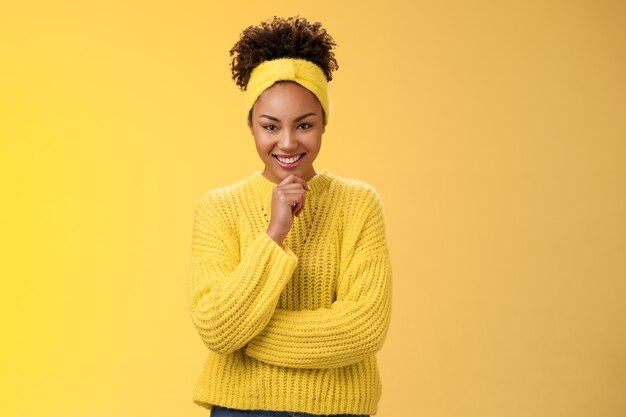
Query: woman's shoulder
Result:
<box><xmin>194</xmin><ymin>176</ymin><xmax>249</xmax><ymax>209</ymax></box>
<box><xmin>327</xmin><ymin>172</ymin><xmax>384</xmax><ymax>204</ymax></box>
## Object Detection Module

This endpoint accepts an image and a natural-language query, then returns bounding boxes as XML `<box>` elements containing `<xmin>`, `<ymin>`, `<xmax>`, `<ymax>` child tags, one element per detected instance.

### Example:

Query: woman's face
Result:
<box><xmin>249</xmin><ymin>81</ymin><xmax>325</xmax><ymax>184</ymax></box>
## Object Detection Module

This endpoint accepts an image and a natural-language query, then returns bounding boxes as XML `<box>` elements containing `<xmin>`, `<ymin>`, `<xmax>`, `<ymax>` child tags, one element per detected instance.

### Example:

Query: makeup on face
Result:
<box><xmin>250</xmin><ymin>82</ymin><xmax>325</xmax><ymax>183</ymax></box>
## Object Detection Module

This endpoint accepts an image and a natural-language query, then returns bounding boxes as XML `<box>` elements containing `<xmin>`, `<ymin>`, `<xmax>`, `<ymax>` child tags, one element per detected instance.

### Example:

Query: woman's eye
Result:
<box><xmin>298</xmin><ymin>123</ymin><xmax>312</xmax><ymax>130</ymax></box>
<box><xmin>263</xmin><ymin>125</ymin><xmax>277</xmax><ymax>131</ymax></box>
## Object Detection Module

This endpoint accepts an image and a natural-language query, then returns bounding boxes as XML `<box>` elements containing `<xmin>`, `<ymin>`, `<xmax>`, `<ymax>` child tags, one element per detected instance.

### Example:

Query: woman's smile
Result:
<box><xmin>273</xmin><ymin>153</ymin><xmax>306</xmax><ymax>168</ymax></box>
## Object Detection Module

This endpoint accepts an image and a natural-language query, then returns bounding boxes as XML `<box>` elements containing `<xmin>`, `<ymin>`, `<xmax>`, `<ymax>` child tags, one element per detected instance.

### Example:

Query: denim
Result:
<box><xmin>211</xmin><ymin>405</ymin><xmax>369</xmax><ymax>417</ymax></box>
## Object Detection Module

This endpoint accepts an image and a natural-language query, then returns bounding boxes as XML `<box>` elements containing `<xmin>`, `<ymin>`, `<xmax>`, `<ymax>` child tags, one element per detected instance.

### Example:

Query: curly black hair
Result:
<box><xmin>229</xmin><ymin>15</ymin><xmax>339</xmax><ymax>91</ymax></box>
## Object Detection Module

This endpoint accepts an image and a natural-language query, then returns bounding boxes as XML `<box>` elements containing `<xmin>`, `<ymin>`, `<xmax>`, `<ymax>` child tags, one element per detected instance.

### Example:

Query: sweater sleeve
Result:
<box><xmin>187</xmin><ymin>192</ymin><xmax>298</xmax><ymax>355</ymax></box>
<box><xmin>244</xmin><ymin>188</ymin><xmax>392</xmax><ymax>369</ymax></box>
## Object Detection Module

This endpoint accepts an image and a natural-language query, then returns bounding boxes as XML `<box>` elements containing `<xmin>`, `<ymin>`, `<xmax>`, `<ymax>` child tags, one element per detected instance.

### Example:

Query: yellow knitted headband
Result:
<box><xmin>244</xmin><ymin>58</ymin><xmax>330</xmax><ymax>125</ymax></box>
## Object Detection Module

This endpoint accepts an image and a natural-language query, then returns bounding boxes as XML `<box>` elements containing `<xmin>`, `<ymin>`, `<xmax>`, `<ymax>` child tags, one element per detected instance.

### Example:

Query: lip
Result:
<box><xmin>273</xmin><ymin>153</ymin><xmax>305</xmax><ymax>169</ymax></box>
<box><xmin>273</xmin><ymin>153</ymin><xmax>304</xmax><ymax>158</ymax></box>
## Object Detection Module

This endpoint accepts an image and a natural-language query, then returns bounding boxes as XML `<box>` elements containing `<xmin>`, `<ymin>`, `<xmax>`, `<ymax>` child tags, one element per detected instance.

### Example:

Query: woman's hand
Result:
<box><xmin>266</xmin><ymin>174</ymin><xmax>311</xmax><ymax>246</ymax></box>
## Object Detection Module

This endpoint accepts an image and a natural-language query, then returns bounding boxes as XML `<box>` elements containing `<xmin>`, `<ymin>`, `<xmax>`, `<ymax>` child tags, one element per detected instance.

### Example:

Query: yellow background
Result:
<box><xmin>2</xmin><ymin>1</ymin><xmax>625</xmax><ymax>416</ymax></box>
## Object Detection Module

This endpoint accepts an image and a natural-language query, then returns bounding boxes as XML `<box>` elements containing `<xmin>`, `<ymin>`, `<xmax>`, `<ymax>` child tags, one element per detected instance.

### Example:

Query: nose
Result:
<box><xmin>277</xmin><ymin>129</ymin><xmax>298</xmax><ymax>151</ymax></box>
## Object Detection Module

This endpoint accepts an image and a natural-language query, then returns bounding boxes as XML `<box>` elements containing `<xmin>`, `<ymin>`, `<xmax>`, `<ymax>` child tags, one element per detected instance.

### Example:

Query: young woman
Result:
<box><xmin>188</xmin><ymin>16</ymin><xmax>393</xmax><ymax>417</ymax></box>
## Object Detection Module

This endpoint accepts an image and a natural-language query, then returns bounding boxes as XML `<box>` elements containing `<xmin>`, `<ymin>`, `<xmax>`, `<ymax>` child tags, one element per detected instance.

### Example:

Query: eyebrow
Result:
<box><xmin>259</xmin><ymin>112</ymin><xmax>316</xmax><ymax>122</ymax></box>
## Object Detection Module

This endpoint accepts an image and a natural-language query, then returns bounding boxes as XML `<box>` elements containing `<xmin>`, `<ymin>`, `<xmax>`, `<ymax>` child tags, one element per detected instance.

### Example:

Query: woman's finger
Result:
<box><xmin>278</xmin><ymin>174</ymin><xmax>311</xmax><ymax>191</ymax></box>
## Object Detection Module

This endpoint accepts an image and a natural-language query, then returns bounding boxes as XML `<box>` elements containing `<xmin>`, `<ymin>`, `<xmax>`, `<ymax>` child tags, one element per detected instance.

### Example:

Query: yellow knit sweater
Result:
<box><xmin>188</xmin><ymin>169</ymin><xmax>392</xmax><ymax>415</ymax></box>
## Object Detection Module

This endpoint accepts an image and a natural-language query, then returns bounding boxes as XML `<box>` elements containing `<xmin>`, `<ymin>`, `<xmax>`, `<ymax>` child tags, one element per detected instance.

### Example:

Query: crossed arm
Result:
<box><xmin>188</xmin><ymin>189</ymin><xmax>392</xmax><ymax>368</ymax></box>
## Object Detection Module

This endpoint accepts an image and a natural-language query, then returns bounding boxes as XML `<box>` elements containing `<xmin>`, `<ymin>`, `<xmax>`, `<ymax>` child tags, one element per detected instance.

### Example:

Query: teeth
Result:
<box><xmin>276</xmin><ymin>154</ymin><xmax>303</xmax><ymax>164</ymax></box>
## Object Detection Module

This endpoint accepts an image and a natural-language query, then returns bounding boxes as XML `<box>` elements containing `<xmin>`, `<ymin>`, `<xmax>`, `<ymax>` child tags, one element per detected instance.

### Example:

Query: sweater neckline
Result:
<box><xmin>248</xmin><ymin>169</ymin><xmax>333</xmax><ymax>197</ymax></box>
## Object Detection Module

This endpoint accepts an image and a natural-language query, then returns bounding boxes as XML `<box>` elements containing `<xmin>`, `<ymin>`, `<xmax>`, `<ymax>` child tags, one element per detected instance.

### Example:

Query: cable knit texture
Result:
<box><xmin>188</xmin><ymin>169</ymin><xmax>392</xmax><ymax>416</ymax></box>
